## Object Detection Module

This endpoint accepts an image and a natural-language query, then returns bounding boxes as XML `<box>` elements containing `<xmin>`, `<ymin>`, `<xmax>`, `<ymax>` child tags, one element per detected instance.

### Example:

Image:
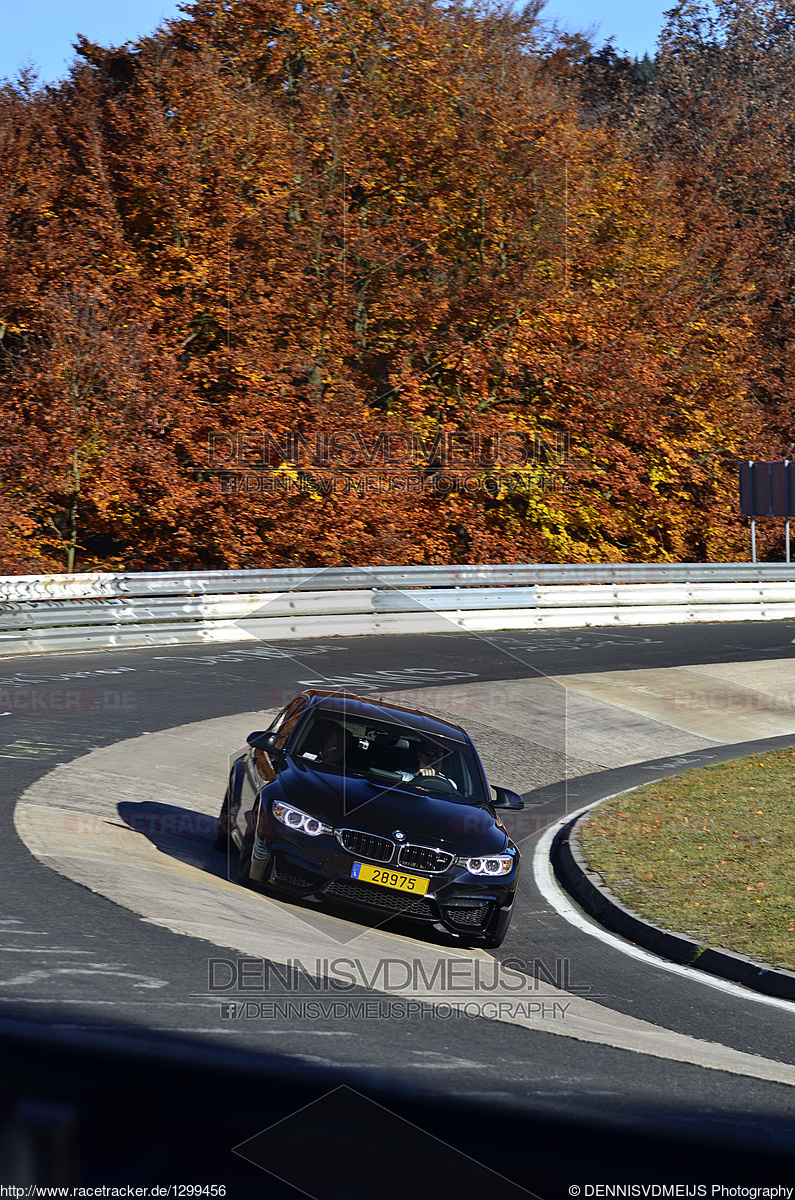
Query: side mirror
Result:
<box><xmin>492</xmin><ymin>787</ymin><xmax>524</xmax><ymax>810</ymax></box>
<box><xmin>247</xmin><ymin>731</ymin><xmax>280</xmax><ymax>752</ymax></box>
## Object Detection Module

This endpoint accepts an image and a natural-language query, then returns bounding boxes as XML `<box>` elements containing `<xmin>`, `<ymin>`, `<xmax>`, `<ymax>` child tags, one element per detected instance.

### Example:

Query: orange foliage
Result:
<box><xmin>0</xmin><ymin>0</ymin><xmax>779</xmax><ymax>570</ymax></box>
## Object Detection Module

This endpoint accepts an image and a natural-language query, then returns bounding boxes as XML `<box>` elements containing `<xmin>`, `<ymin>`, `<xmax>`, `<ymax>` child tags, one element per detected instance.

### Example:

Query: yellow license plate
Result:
<box><xmin>351</xmin><ymin>862</ymin><xmax>429</xmax><ymax>895</ymax></box>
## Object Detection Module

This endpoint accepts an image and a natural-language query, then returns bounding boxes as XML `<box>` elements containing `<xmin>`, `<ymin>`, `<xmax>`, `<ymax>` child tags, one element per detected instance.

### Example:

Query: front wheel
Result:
<box><xmin>237</xmin><ymin>801</ymin><xmax>270</xmax><ymax>891</ymax></box>
<box><xmin>480</xmin><ymin>903</ymin><xmax>513</xmax><ymax>949</ymax></box>
<box><xmin>214</xmin><ymin>771</ymin><xmax>236</xmax><ymax>852</ymax></box>
<box><xmin>237</xmin><ymin>808</ymin><xmax>257</xmax><ymax>888</ymax></box>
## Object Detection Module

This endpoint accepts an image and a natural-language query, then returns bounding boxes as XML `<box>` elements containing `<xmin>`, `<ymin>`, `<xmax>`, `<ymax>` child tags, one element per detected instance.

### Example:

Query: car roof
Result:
<box><xmin>299</xmin><ymin>690</ymin><xmax>469</xmax><ymax>745</ymax></box>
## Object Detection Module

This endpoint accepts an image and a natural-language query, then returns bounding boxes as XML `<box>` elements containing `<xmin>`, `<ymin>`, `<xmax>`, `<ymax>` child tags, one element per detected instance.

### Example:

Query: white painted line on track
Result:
<box><xmin>15</xmin><ymin>732</ymin><xmax>795</xmax><ymax>1085</ymax></box>
<box><xmin>533</xmin><ymin>795</ymin><xmax>795</xmax><ymax>1014</ymax></box>
<box><xmin>11</xmin><ymin>667</ymin><xmax>795</xmax><ymax>1084</ymax></box>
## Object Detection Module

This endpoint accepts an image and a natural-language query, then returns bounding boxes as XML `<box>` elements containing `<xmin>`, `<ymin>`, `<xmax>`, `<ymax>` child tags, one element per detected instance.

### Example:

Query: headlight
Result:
<box><xmin>272</xmin><ymin>801</ymin><xmax>332</xmax><ymax>837</ymax></box>
<box><xmin>458</xmin><ymin>855</ymin><xmax>514</xmax><ymax>876</ymax></box>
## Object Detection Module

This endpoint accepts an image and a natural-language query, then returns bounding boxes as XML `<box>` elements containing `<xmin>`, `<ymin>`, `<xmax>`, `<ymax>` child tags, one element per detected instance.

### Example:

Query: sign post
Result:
<box><xmin>738</xmin><ymin>460</ymin><xmax>795</xmax><ymax>562</ymax></box>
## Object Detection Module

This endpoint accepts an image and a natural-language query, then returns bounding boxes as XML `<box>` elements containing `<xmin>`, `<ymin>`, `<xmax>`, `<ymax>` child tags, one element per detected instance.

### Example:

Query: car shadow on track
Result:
<box><xmin>115</xmin><ymin>799</ymin><xmax>475</xmax><ymax>950</ymax></box>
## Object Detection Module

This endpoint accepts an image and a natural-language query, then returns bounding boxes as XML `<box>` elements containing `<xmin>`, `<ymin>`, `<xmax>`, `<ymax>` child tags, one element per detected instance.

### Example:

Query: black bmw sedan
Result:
<box><xmin>215</xmin><ymin>690</ymin><xmax>524</xmax><ymax>947</ymax></box>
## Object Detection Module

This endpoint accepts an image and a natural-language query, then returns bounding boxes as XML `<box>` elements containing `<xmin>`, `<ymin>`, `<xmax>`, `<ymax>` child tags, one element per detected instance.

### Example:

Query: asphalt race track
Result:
<box><xmin>3</xmin><ymin>622</ymin><xmax>795</xmax><ymax>1188</ymax></box>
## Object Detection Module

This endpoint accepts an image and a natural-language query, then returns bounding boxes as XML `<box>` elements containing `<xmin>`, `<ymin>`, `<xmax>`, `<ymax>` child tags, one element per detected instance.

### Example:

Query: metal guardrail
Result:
<box><xmin>2</xmin><ymin>564</ymin><xmax>795</xmax><ymax>657</ymax></box>
<box><xmin>0</xmin><ymin>591</ymin><xmax>375</xmax><ymax>629</ymax></box>
<box><xmin>373</xmin><ymin>581</ymin><xmax>795</xmax><ymax>611</ymax></box>
<box><xmin>3</xmin><ymin>561</ymin><xmax>795</xmax><ymax>603</ymax></box>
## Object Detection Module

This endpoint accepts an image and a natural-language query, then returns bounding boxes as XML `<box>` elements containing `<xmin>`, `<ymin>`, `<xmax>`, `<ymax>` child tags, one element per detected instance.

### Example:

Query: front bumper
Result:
<box><xmin>257</xmin><ymin>822</ymin><xmax>518</xmax><ymax>937</ymax></box>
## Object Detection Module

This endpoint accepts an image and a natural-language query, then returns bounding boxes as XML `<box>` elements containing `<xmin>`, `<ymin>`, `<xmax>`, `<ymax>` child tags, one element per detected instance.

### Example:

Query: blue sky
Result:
<box><xmin>544</xmin><ymin>0</ymin><xmax>672</xmax><ymax>57</ymax></box>
<box><xmin>1</xmin><ymin>0</ymin><xmax>670</xmax><ymax>86</ymax></box>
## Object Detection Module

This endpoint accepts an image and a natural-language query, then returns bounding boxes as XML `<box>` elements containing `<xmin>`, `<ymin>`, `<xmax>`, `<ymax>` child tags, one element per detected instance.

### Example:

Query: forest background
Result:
<box><xmin>1</xmin><ymin>0</ymin><xmax>793</xmax><ymax>573</ymax></box>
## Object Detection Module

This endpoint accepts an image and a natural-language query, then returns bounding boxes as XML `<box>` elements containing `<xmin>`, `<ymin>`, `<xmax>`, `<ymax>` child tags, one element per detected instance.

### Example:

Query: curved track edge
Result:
<box><xmin>552</xmin><ymin>811</ymin><xmax>795</xmax><ymax>1002</ymax></box>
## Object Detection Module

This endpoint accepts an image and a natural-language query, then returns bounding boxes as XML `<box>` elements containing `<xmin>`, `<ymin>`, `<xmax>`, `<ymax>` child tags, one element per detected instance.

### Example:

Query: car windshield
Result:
<box><xmin>290</xmin><ymin>709</ymin><xmax>488</xmax><ymax>803</ymax></box>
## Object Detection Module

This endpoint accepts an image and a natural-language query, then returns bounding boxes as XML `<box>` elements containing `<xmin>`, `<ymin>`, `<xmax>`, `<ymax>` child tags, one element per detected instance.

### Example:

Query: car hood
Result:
<box><xmin>271</xmin><ymin>757</ymin><xmax>508</xmax><ymax>853</ymax></box>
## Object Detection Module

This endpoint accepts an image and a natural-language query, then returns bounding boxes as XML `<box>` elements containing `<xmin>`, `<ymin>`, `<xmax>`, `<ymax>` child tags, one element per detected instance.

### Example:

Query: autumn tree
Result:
<box><xmin>0</xmin><ymin>0</ymin><xmax>778</xmax><ymax>569</ymax></box>
<box><xmin>640</xmin><ymin>1</ymin><xmax>795</xmax><ymax>440</ymax></box>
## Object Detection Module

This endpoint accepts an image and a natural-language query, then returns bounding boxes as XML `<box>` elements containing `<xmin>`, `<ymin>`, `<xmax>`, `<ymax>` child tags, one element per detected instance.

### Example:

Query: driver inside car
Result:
<box><xmin>399</xmin><ymin>742</ymin><xmax>458</xmax><ymax>790</ymax></box>
<box><xmin>318</xmin><ymin>724</ymin><xmax>353</xmax><ymax>765</ymax></box>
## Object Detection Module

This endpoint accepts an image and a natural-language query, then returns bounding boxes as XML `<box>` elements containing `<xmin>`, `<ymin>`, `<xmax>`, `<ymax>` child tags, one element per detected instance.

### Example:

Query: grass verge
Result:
<box><xmin>578</xmin><ymin>748</ymin><xmax>795</xmax><ymax>971</ymax></box>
